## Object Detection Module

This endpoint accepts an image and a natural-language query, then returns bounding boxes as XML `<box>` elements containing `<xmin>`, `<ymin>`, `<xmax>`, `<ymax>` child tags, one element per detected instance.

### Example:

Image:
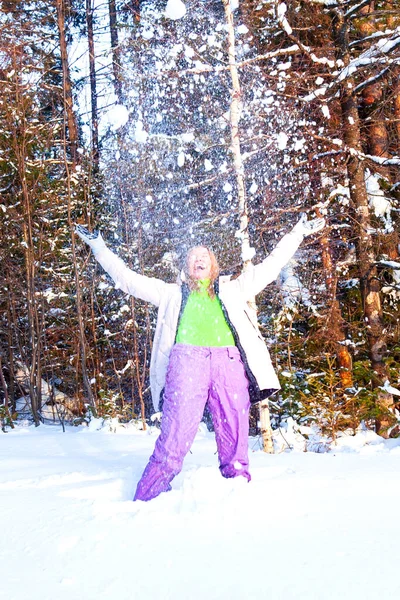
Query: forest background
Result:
<box><xmin>1</xmin><ymin>0</ymin><xmax>399</xmax><ymax>446</ymax></box>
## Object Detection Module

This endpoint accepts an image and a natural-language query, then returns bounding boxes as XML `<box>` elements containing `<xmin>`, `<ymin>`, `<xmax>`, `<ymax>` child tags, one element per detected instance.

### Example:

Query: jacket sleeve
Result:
<box><xmin>231</xmin><ymin>227</ymin><xmax>305</xmax><ymax>300</ymax></box>
<box><xmin>92</xmin><ymin>245</ymin><xmax>167</xmax><ymax>307</ymax></box>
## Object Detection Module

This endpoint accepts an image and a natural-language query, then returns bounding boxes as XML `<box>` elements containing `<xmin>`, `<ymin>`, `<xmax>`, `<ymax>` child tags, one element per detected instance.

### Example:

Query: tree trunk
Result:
<box><xmin>9</xmin><ymin>52</ymin><xmax>42</xmax><ymax>426</ymax></box>
<box><xmin>127</xmin><ymin>0</ymin><xmax>141</xmax><ymax>23</ymax></box>
<box><xmin>222</xmin><ymin>0</ymin><xmax>274</xmax><ymax>452</ymax></box>
<box><xmin>69</xmin><ymin>225</ymin><xmax>97</xmax><ymax>412</ymax></box>
<box><xmin>0</xmin><ymin>357</ymin><xmax>15</xmax><ymax>430</ymax></box>
<box><xmin>5</xmin><ymin>277</ymin><xmax>16</xmax><ymax>412</ymax></box>
<box><xmin>130</xmin><ymin>298</ymin><xmax>147</xmax><ymax>430</ymax></box>
<box><xmin>86</xmin><ymin>0</ymin><xmax>99</xmax><ymax>171</ymax></box>
<box><xmin>330</xmin><ymin>8</ymin><xmax>393</xmax><ymax>434</ymax></box>
<box><xmin>363</xmin><ymin>83</ymin><xmax>390</xmax><ymax>178</ymax></box>
<box><xmin>55</xmin><ymin>0</ymin><xmax>79</xmax><ymax>167</ymax></box>
<box><xmin>108</xmin><ymin>0</ymin><xmax>123</xmax><ymax>102</ymax></box>
<box><xmin>393</xmin><ymin>75</ymin><xmax>400</xmax><ymax>153</ymax></box>
<box><xmin>222</xmin><ymin>0</ymin><xmax>251</xmax><ymax>268</ymax></box>
<box><xmin>55</xmin><ymin>0</ymin><xmax>97</xmax><ymax>412</ymax></box>
<box><xmin>318</xmin><ymin>224</ymin><xmax>353</xmax><ymax>391</ymax></box>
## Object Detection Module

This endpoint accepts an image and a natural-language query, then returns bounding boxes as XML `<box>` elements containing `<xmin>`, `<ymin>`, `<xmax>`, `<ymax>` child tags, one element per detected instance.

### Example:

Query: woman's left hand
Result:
<box><xmin>293</xmin><ymin>213</ymin><xmax>326</xmax><ymax>237</ymax></box>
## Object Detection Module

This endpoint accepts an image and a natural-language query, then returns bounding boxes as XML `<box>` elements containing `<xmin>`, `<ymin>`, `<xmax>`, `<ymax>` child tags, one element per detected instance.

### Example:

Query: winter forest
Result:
<box><xmin>1</xmin><ymin>0</ymin><xmax>400</xmax><ymax>442</ymax></box>
<box><xmin>2</xmin><ymin>2</ymin><xmax>400</xmax><ymax>598</ymax></box>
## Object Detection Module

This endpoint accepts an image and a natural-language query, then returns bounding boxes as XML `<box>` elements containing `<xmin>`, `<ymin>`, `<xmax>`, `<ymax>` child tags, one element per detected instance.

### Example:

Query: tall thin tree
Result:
<box><xmin>222</xmin><ymin>0</ymin><xmax>274</xmax><ymax>452</ymax></box>
<box><xmin>86</xmin><ymin>0</ymin><xmax>100</xmax><ymax>171</ymax></box>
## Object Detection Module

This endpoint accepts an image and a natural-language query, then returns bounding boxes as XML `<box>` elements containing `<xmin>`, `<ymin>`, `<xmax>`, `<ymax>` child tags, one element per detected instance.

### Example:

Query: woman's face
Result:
<box><xmin>187</xmin><ymin>247</ymin><xmax>212</xmax><ymax>280</ymax></box>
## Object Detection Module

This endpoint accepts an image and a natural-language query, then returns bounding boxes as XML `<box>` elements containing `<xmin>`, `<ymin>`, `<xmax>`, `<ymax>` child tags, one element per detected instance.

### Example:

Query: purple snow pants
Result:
<box><xmin>133</xmin><ymin>343</ymin><xmax>251</xmax><ymax>502</ymax></box>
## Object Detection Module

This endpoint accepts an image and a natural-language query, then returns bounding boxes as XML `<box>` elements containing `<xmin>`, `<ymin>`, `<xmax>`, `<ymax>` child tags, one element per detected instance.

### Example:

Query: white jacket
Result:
<box><xmin>92</xmin><ymin>227</ymin><xmax>305</xmax><ymax>411</ymax></box>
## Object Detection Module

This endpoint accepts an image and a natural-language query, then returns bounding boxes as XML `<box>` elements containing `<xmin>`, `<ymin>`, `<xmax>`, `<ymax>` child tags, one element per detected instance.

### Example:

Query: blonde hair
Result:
<box><xmin>186</xmin><ymin>246</ymin><xmax>220</xmax><ymax>298</ymax></box>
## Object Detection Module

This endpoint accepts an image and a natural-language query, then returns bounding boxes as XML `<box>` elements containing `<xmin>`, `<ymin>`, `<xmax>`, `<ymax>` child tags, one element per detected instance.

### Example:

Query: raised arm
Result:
<box><xmin>75</xmin><ymin>226</ymin><xmax>167</xmax><ymax>307</ymax></box>
<box><xmin>232</xmin><ymin>214</ymin><xmax>325</xmax><ymax>300</ymax></box>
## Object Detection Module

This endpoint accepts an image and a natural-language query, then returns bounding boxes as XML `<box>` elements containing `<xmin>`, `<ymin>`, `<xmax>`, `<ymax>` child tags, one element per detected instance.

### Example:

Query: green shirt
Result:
<box><xmin>176</xmin><ymin>280</ymin><xmax>235</xmax><ymax>347</ymax></box>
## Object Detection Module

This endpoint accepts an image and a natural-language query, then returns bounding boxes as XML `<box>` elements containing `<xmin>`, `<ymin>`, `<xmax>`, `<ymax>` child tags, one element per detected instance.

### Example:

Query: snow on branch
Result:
<box><xmin>276</xmin><ymin>2</ymin><xmax>292</xmax><ymax>35</ymax></box>
<box><xmin>364</xmin><ymin>154</ymin><xmax>400</xmax><ymax>166</ymax></box>
<box><xmin>153</xmin><ymin>45</ymin><xmax>304</xmax><ymax>79</ymax></box>
<box><xmin>311</xmin><ymin>132</ymin><xmax>400</xmax><ymax>167</ymax></box>
<box><xmin>345</xmin><ymin>0</ymin><xmax>371</xmax><ymax>19</ymax></box>
<box><xmin>349</xmin><ymin>29</ymin><xmax>399</xmax><ymax>49</ymax></box>
<box><xmin>336</xmin><ymin>27</ymin><xmax>400</xmax><ymax>83</ymax></box>
<box><xmin>380</xmin><ymin>380</ymin><xmax>400</xmax><ymax>397</ymax></box>
<box><xmin>378</xmin><ymin>261</ymin><xmax>400</xmax><ymax>270</ymax></box>
<box><xmin>299</xmin><ymin>131</ymin><xmax>400</xmax><ymax>167</ymax></box>
<box><xmin>275</xmin><ymin>3</ymin><xmax>335</xmax><ymax>68</ymax></box>
<box><xmin>353</xmin><ymin>66</ymin><xmax>391</xmax><ymax>95</ymax></box>
<box><xmin>337</xmin><ymin>56</ymin><xmax>399</xmax><ymax>83</ymax></box>
<box><xmin>307</xmin><ymin>0</ymin><xmax>339</xmax><ymax>6</ymax></box>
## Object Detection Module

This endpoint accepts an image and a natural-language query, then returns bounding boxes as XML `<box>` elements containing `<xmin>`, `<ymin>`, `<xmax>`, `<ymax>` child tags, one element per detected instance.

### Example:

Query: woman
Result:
<box><xmin>76</xmin><ymin>214</ymin><xmax>324</xmax><ymax>501</ymax></box>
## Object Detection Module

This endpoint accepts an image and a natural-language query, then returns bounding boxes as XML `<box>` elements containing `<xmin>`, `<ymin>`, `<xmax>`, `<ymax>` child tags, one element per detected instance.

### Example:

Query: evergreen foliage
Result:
<box><xmin>0</xmin><ymin>0</ymin><xmax>399</xmax><ymax>438</ymax></box>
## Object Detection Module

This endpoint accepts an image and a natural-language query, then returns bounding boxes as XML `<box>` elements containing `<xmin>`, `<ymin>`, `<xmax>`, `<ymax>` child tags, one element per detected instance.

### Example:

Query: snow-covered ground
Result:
<box><xmin>2</xmin><ymin>422</ymin><xmax>400</xmax><ymax>600</ymax></box>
